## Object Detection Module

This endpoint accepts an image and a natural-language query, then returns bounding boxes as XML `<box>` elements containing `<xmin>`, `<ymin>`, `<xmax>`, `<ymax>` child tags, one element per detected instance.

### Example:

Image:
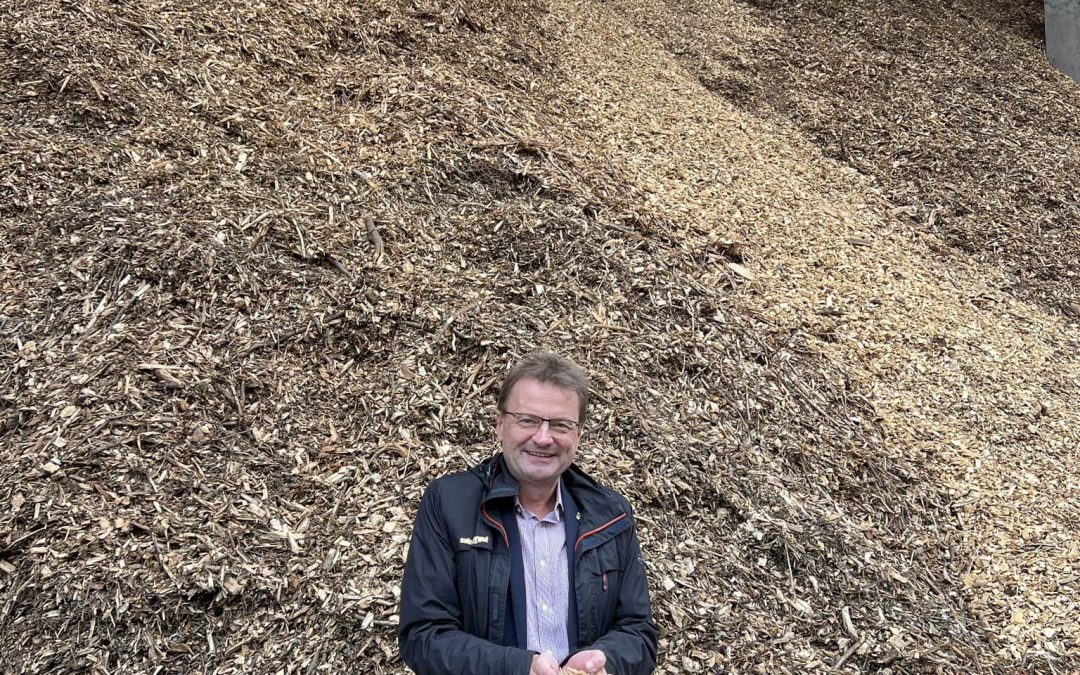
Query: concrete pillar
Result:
<box><xmin>1046</xmin><ymin>0</ymin><xmax>1080</xmax><ymax>81</ymax></box>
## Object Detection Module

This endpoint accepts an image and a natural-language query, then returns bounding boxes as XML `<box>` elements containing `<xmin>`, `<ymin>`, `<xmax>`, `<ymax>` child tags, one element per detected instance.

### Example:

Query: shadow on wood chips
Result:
<box><xmin>0</xmin><ymin>0</ymin><xmax>1074</xmax><ymax>673</ymax></box>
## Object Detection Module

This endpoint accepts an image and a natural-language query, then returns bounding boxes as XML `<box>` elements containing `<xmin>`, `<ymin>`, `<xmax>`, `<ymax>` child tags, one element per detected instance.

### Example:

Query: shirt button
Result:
<box><xmin>539</xmin><ymin>560</ymin><xmax>546</xmax><ymax>567</ymax></box>
<box><xmin>542</xmin><ymin>604</ymin><xmax>549</xmax><ymax>612</ymax></box>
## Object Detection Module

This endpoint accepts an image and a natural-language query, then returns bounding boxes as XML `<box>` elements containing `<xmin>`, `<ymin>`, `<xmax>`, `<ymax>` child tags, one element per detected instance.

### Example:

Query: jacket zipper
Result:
<box><xmin>574</xmin><ymin>512</ymin><xmax>627</xmax><ymax>553</ymax></box>
<box><xmin>480</xmin><ymin>463</ymin><xmax>510</xmax><ymax>548</ymax></box>
<box><xmin>481</xmin><ymin>502</ymin><xmax>509</xmax><ymax>548</ymax></box>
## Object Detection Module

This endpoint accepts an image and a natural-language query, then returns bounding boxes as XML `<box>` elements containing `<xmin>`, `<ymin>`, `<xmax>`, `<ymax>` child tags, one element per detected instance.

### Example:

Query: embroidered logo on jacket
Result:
<box><xmin>458</xmin><ymin>536</ymin><xmax>489</xmax><ymax>546</ymax></box>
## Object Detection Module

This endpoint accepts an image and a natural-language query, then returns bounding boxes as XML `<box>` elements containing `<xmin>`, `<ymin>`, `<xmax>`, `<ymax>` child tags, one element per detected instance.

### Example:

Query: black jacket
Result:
<box><xmin>398</xmin><ymin>453</ymin><xmax>659</xmax><ymax>675</ymax></box>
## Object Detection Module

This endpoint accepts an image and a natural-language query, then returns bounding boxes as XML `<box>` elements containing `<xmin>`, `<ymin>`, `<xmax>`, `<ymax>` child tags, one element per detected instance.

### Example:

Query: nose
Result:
<box><xmin>531</xmin><ymin>421</ymin><xmax>554</xmax><ymax>445</ymax></box>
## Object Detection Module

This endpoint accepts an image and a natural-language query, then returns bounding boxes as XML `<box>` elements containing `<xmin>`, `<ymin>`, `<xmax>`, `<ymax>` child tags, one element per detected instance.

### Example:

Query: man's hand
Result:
<box><xmin>563</xmin><ymin>649</ymin><xmax>607</xmax><ymax>674</ymax></box>
<box><xmin>530</xmin><ymin>653</ymin><xmax>560</xmax><ymax>675</ymax></box>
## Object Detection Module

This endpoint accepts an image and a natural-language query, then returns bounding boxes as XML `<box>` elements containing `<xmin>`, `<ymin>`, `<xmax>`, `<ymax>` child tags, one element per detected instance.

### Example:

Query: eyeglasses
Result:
<box><xmin>500</xmin><ymin>410</ymin><xmax>582</xmax><ymax>435</ymax></box>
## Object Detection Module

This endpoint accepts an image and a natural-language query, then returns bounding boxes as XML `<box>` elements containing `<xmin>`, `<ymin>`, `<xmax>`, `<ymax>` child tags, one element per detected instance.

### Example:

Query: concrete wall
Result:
<box><xmin>1046</xmin><ymin>0</ymin><xmax>1080</xmax><ymax>81</ymax></box>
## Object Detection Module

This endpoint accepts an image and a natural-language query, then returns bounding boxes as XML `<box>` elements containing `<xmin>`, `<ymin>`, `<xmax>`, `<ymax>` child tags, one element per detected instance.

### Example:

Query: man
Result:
<box><xmin>399</xmin><ymin>351</ymin><xmax>658</xmax><ymax>675</ymax></box>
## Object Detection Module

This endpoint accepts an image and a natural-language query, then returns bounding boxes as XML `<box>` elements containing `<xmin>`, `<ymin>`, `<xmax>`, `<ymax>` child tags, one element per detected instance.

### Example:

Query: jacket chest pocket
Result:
<box><xmin>582</xmin><ymin>543</ymin><xmax>623</xmax><ymax>635</ymax></box>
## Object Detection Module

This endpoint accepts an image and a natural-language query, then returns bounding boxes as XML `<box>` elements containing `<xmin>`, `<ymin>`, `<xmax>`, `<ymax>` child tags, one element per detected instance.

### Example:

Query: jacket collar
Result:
<box><xmin>476</xmin><ymin>453</ymin><xmax>624</xmax><ymax>532</ymax></box>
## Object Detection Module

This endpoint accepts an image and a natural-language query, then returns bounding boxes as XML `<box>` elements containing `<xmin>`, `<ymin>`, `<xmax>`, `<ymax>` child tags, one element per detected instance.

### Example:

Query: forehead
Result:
<box><xmin>506</xmin><ymin>377</ymin><xmax>580</xmax><ymax>417</ymax></box>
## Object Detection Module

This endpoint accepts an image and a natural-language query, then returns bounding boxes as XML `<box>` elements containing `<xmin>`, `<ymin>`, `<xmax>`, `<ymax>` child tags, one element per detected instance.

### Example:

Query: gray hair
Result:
<box><xmin>497</xmin><ymin>351</ymin><xmax>589</xmax><ymax>423</ymax></box>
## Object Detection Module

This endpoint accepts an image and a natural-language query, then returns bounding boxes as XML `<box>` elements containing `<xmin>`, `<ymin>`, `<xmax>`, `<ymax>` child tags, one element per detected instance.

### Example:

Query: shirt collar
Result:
<box><xmin>514</xmin><ymin>478</ymin><xmax>564</xmax><ymax>521</ymax></box>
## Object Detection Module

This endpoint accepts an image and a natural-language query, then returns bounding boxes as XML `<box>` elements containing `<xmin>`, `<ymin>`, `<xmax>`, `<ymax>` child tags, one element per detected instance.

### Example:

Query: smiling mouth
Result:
<box><xmin>524</xmin><ymin>449</ymin><xmax>556</xmax><ymax>459</ymax></box>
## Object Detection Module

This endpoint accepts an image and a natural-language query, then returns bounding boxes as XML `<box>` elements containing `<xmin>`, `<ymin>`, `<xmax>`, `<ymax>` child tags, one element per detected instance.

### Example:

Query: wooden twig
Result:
<box><xmin>365</xmin><ymin>215</ymin><xmax>384</xmax><ymax>262</ymax></box>
<box><xmin>318</xmin><ymin>252</ymin><xmax>351</xmax><ymax>278</ymax></box>
<box><xmin>0</xmin><ymin>526</ymin><xmax>48</xmax><ymax>556</ymax></box>
<box><xmin>833</xmin><ymin>636</ymin><xmax>865</xmax><ymax>671</ymax></box>
<box><xmin>243</xmin><ymin>312</ymin><xmax>345</xmax><ymax>356</ymax></box>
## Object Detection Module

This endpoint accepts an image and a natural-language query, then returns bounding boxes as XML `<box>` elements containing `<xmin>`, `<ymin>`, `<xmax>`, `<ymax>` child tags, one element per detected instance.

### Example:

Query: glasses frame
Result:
<box><xmin>499</xmin><ymin>409</ymin><xmax>582</xmax><ymax>435</ymax></box>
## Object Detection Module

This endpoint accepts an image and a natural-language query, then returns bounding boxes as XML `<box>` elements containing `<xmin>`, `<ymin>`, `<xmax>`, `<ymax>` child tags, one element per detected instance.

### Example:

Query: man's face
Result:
<box><xmin>498</xmin><ymin>377</ymin><xmax>582</xmax><ymax>489</ymax></box>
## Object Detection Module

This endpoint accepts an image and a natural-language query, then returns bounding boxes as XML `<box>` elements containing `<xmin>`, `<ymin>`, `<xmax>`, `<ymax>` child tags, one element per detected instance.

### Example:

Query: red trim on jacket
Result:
<box><xmin>574</xmin><ymin>512</ymin><xmax>627</xmax><ymax>553</ymax></box>
<box><xmin>481</xmin><ymin>503</ymin><xmax>509</xmax><ymax>548</ymax></box>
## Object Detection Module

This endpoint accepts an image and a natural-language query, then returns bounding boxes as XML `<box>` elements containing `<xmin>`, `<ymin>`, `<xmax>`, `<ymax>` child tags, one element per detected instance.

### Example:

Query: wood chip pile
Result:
<box><xmin>542</xmin><ymin>0</ymin><xmax>1080</xmax><ymax>670</ymax></box>
<box><xmin>641</xmin><ymin>0</ymin><xmax>1080</xmax><ymax>318</ymax></box>
<box><xmin>1</xmin><ymin>0</ymin><xmax>1077</xmax><ymax>673</ymax></box>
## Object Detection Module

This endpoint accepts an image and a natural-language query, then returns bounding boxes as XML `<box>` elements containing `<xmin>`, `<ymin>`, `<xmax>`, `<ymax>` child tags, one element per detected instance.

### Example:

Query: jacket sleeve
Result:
<box><xmin>398</xmin><ymin>481</ymin><xmax>535</xmax><ymax>675</ymax></box>
<box><xmin>582</xmin><ymin>516</ymin><xmax>659</xmax><ymax>675</ymax></box>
